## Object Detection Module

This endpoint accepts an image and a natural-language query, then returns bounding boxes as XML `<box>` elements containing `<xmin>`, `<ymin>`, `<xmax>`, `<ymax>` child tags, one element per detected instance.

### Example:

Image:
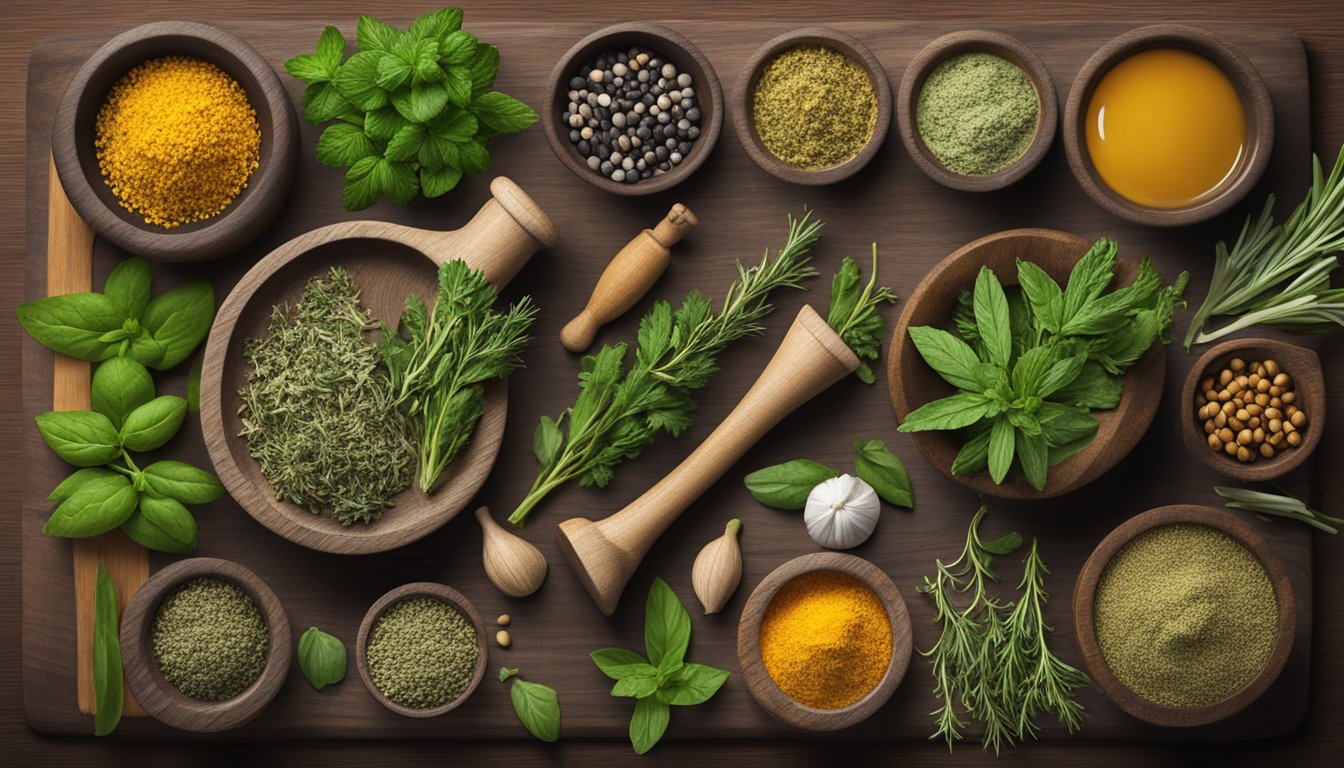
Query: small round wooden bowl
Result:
<box><xmin>1062</xmin><ymin>24</ymin><xmax>1273</xmax><ymax>227</ymax></box>
<box><xmin>736</xmin><ymin>553</ymin><xmax>913</xmax><ymax>731</ymax></box>
<box><xmin>355</xmin><ymin>582</ymin><xmax>489</xmax><ymax>718</ymax></box>
<box><xmin>732</xmin><ymin>27</ymin><xmax>892</xmax><ymax>185</ymax></box>
<box><xmin>51</xmin><ymin>21</ymin><xmax>298</xmax><ymax>261</ymax></box>
<box><xmin>887</xmin><ymin>228</ymin><xmax>1166</xmax><ymax>499</ymax></box>
<box><xmin>896</xmin><ymin>30</ymin><xmax>1057</xmax><ymax>192</ymax></box>
<box><xmin>543</xmin><ymin>22</ymin><xmax>723</xmax><ymax>196</ymax></box>
<box><xmin>1181</xmin><ymin>338</ymin><xmax>1324</xmax><ymax>482</ymax></box>
<box><xmin>120</xmin><ymin>557</ymin><xmax>291</xmax><ymax>732</ymax></box>
<box><xmin>1073</xmin><ymin>505</ymin><xmax>1296</xmax><ymax>727</ymax></box>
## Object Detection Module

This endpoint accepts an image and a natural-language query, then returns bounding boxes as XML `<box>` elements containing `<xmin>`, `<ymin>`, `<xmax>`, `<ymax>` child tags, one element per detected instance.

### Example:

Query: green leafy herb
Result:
<box><xmin>1185</xmin><ymin>145</ymin><xmax>1344</xmax><ymax>348</ymax></box>
<box><xmin>93</xmin><ymin>563</ymin><xmax>123</xmax><ymax>736</ymax></box>
<box><xmin>590</xmin><ymin>578</ymin><xmax>728</xmax><ymax>755</ymax></box>
<box><xmin>743</xmin><ymin>459</ymin><xmax>839</xmax><ymax>509</ymax></box>
<box><xmin>298</xmin><ymin>627</ymin><xmax>348</xmax><ymax>690</ymax></box>
<box><xmin>1216</xmin><ymin>484</ymin><xmax>1344</xmax><ymax>534</ymax></box>
<box><xmin>499</xmin><ymin>668</ymin><xmax>561</xmax><ymax>742</ymax></box>
<box><xmin>122</xmin><ymin>495</ymin><xmax>198</xmax><ymax>553</ymax></box>
<box><xmin>825</xmin><ymin>245</ymin><xmax>898</xmax><ymax>383</ymax></box>
<box><xmin>853</xmin><ymin>439</ymin><xmax>913</xmax><ymax>508</ymax></box>
<box><xmin>498</xmin><ymin>666</ymin><xmax>519</xmax><ymax>682</ymax></box>
<box><xmin>286</xmin><ymin>9</ymin><xmax>537</xmax><ymax>210</ymax></box>
<box><xmin>507</xmin><ymin>213</ymin><xmax>823</xmax><ymax>527</ymax></box>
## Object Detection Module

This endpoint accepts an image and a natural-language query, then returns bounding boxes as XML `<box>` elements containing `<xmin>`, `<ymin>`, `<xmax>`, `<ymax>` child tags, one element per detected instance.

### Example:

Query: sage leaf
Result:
<box><xmin>630</xmin><ymin>695</ymin><xmax>670</xmax><ymax>755</ymax></box>
<box><xmin>142</xmin><ymin>280</ymin><xmax>215</xmax><ymax>370</ymax></box>
<box><xmin>590</xmin><ymin>648</ymin><xmax>650</xmax><ymax>680</ymax></box>
<box><xmin>655</xmin><ymin>662</ymin><xmax>730</xmax><ymax>706</ymax></box>
<box><xmin>988</xmin><ymin>415</ymin><xmax>1016</xmax><ymax>484</ymax></box>
<box><xmin>43</xmin><ymin>474</ymin><xmax>137</xmax><ymax>538</ymax></box>
<box><xmin>853</xmin><ymin>440</ymin><xmax>914</xmax><ymax>509</ymax></box>
<box><xmin>93</xmin><ymin>563</ymin><xmax>123</xmax><ymax>736</ymax></box>
<box><xmin>91</xmin><ymin>357</ymin><xmax>155</xmax><ymax>430</ymax></box>
<box><xmin>644</xmin><ymin>578</ymin><xmax>690</xmax><ymax>671</ymax></box>
<box><xmin>981</xmin><ymin>530</ymin><xmax>1024</xmax><ymax>555</ymax></box>
<box><xmin>510</xmin><ymin>678</ymin><xmax>561</xmax><ymax>743</ymax></box>
<box><xmin>612</xmin><ymin>673</ymin><xmax>660</xmax><ymax>698</ymax></box>
<box><xmin>121</xmin><ymin>494</ymin><xmax>197</xmax><ymax>554</ymax></box>
<box><xmin>103</xmin><ymin>256</ymin><xmax>152</xmax><ymax>320</ymax></box>
<box><xmin>533</xmin><ymin>415</ymin><xmax>563</xmax><ymax>469</ymax></box>
<box><xmin>297</xmin><ymin>627</ymin><xmax>348</xmax><ymax>690</ymax></box>
<box><xmin>35</xmin><ymin>411</ymin><xmax>121</xmax><ymax>467</ymax></box>
<box><xmin>908</xmin><ymin>326</ymin><xmax>983</xmax><ymax>392</ymax></box>
<box><xmin>119</xmin><ymin>396</ymin><xmax>187</xmax><ymax>453</ymax></box>
<box><xmin>48</xmin><ymin>468</ymin><xmax>118</xmax><ymax>503</ymax></box>
<box><xmin>897</xmin><ymin>392</ymin><xmax>992</xmax><ymax>433</ymax></box>
<box><xmin>973</xmin><ymin>266</ymin><xmax>1012</xmax><ymax>368</ymax></box>
<box><xmin>743</xmin><ymin>459</ymin><xmax>838</xmax><ymax>510</ymax></box>
<box><xmin>140</xmin><ymin>460</ymin><xmax>226</xmax><ymax>505</ymax></box>
<box><xmin>16</xmin><ymin>293</ymin><xmax>122</xmax><ymax>361</ymax></box>
<box><xmin>499</xmin><ymin>666</ymin><xmax>519</xmax><ymax>682</ymax></box>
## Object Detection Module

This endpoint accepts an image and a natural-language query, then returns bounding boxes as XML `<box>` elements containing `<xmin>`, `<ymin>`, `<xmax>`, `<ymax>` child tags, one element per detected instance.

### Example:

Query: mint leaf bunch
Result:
<box><xmin>285</xmin><ymin>9</ymin><xmax>539</xmax><ymax>210</ymax></box>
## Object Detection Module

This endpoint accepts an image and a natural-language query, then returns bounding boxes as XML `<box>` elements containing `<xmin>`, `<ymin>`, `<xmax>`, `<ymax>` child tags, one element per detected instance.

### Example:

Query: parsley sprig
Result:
<box><xmin>826</xmin><ymin>244</ymin><xmax>899</xmax><ymax>383</ymax></box>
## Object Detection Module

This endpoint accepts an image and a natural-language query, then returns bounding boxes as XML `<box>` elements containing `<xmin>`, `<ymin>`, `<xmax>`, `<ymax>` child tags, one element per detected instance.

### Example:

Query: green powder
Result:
<box><xmin>752</xmin><ymin>45</ymin><xmax>877</xmax><ymax>170</ymax></box>
<box><xmin>916</xmin><ymin>52</ymin><xmax>1039</xmax><ymax>176</ymax></box>
<box><xmin>1093</xmin><ymin>524</ymin><xmax>1277</xmax><ymax>707</ymax></box>
<box><xmin>366</xmin><ymin>597</ymin><xmax>479</xmax><ymax>709</ymax></box>
<box><xmin>152</xmin><ymin>577</ymin><xmax>269</xmax><ymax>701</ymax></box>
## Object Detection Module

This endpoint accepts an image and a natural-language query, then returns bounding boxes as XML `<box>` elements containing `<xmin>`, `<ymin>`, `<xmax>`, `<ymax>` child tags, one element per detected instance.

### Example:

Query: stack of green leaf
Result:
<box><xmin>898</xmin><ymin>239</ymin><xmax>1188</xmax><ymax>490</ymax></box>
<box><xmin>285</xmin><ymin>8</ymin><xmax>539</xmax><ymax>210</ymax></box>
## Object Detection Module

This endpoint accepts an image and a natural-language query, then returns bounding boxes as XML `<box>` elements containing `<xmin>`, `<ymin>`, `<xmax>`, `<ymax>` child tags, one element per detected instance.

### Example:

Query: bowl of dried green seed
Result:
<box><xmin>120</xmin><ymin>557</ymin><xmax>291</xmax><ymax>732</ymax></box>
<box><xmin>356</xmin><ymin>582</ymin><xmax>488</xmax><ymax>718</ymax></box>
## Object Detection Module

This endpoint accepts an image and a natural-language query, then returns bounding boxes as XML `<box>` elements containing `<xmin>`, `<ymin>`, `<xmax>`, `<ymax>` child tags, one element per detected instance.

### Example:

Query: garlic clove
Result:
<box><xmin>476</xmin><ymin>506</ymin><xmax>548</xmax><ymax>598</ymax></box>
<box><xmin>692</xmin><ymin>519</ymin><xmax>742</xmax><ymax>614</ymax></box>
<box><xmin>804</xmin><ymin>475</ymin><xmax>880</xmax><ymax>550</ymax></box>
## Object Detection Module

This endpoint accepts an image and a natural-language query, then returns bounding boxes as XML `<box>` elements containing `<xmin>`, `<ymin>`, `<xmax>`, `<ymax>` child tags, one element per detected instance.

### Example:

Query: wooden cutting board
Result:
<box><xmin>23</xmin><ymin>20</ymin><xmax>1324</xmax><ymax>742</ymax></box>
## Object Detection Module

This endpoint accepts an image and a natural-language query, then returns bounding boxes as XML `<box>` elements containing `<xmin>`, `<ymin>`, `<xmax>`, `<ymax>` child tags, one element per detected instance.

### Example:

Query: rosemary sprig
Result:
<box><xmin>826</xmin><ymin>244</ymin><xmax>899</xmax><ymax>383</ymax></box>
<box><xmin>1216</xmin><ymin>484</ymin><xmax>1343</xmax><ymax>534</ymax></box>
<box><xmin>1185</xmin><ymin>144</ymin><xmax>1344</xmax><ymax>348</ymax></box>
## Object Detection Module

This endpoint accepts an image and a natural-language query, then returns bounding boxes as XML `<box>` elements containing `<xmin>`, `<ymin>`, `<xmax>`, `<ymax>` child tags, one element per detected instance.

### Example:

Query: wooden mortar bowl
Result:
<box><xmin>120</xmin><ymin>557</ymin><xmax>291</xmax><ymax>732</ymax></box>
<box><xmin>543</xmin><ymin>22</ymin><xmax>723</xmax><ymax>196</ymax></box>
<box><xmin>733</xmin><ymin>27</ymin><xmax>892</xmax><ymax>185</ymax></box>
<box><xmin>1072</xmin><ymin>505</ymin><xmax>1296</xmax><ymax>727</ymax></box>
<box><xmin>52</xmin><ymin>21</ymin><xmax>298</xmax><ymax>261</ymax></box>
<box><xmin>736</xmin><ymin>552</ymin><xmax>913</xmax><ymax>730</ymax></box>
<box><xmin>887</xmin><ymin>228</ymin><xmax>1166</xmax><ymax>499</ymax></box>
<box><xmin>200</xmin><ymin>177</ymin><xmax>557</xmax><ymax>555</ymax></box>
<box><xmin>1062</xmin><ymin>24</ymin><xmax>1273</xmax><ymax>227</ymax></box>
<box><xmin>1181</xmin><ymin>337</ymin><xmax>1324</xmax><ymax>482</ymax></box>
<box><xmin>896</xmin><ymin>29</ymin><xmax>1057</xmax><ymax>192</ymax></box>
<box><xmin>355</xmin><ymin>582</ymin><xmax>488</xmax><ymax>718</ymax></box>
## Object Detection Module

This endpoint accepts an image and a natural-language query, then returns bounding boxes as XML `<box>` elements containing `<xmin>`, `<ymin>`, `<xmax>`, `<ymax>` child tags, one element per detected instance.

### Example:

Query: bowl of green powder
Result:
<box><xmin>897</xmin><ymin>30</ymin><xmax>1057</xmax><ymax>192</ymax></box>
<box><xmin>356</xmin><ymin>582</ymin><xmax>488</xmax><ymax>717</ymax></box>
<box><xmin>1073</xmin><ymin>505</ymin><xmax>1296</xmax><ymax>727</ymax></box>
<box><xmin>121</xmin><ymin>557</ymin><xmax>291</xmax><ymax>732</ymax></box>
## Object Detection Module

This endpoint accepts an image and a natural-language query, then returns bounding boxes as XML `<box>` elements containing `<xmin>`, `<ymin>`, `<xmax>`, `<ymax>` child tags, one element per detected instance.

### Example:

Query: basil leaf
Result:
<box><xmin>142</xmin><ymin>280</ymin><xmax>215</xmax><ymax>371</ymax></box>
<box><xmin>590</xmin><ymin>648</ymin><xmax>650</xmax><ymax>680</ymax></box>
<box><xmin>119</xmin><ymin>396</ymin><xmax>187</xmax><ymax>453</ymax></box>
<box><xmin>981</xmin><ymin>530</ymin><xmax>1024</xmax><ymax>556</ymax></box>
<box><xmin>126</xmin><ymin>334</ymin><xmax>164</xmax><ymax>368</ymax></box>
<box><xmin>655</xmin><ymin>662</ymin><xmax>729</xmax><ymax>706</ymax></box>
<box><xmin>91</xmin><ymin>357</ymin><xmax>155</xmax><ymax>430</ymax></box>
<box><xmin>35</xmin><ymin>411</ymin><xmax>122</xmax><ymax>467</ymax></box>
<box><xmin>1016</xmin><ymin>430</ymin><xmax>1049</xmax><ymax>491</ymax></box>
<box><xmin>951</xmin><ymin>428</ymin><xmax>992</xmax><ymax>476</ymax></box>
<box><xmin>987</xmin><ymin>415</ymin><xmax>1016</xmax><ymax>484</ymax></box>
<box><xmin>630</xmin><ymin>695</ymin><xmax>670</xmax><ymax>755</ymax></box>
<box><xmin>743</xmin><ymin>459</ymin><xmax>838</xmax><ymax>510</ymax></box>
<box><xmin>612</xmin><ymin>673</ymin><xmax>660</xmax><ymax>699</ymax></box>
<box><xmin>48</xmin><ymin>468</ymin><xmax>119</xmax><ymax>503</ymax></box>
<box><xmin>16</xmin><ymin>293</ymin><xmax>122</xmax><ymax>361</ymax></box>
<box><xmin>297</xmin><ymin>627</ymin><xmax>348</xmax><ymax>690</ymax></box>
<box><xmin>644</xmin><ymin>578</ymin><xmax>690</xmax><ymax>671</ymax></box>
<box><xmin>140</xmin><ymin>460</ymin><xmax>225</xmax><ymax>505</ymax></box>
<box><xmin>510</xmin><ymin>678</ymin><xmax>561</xmax><ymax>743</ymax></box>
<box><xmin>897</xmin><ymin>392</ymin><xmax>992</xmax><ymax>433</ymax></box>
<box><xmin>973</xmin><ymin>266</ymin><xmax>1011</xmax><ymax>368</ymax></box>
<box><xmin>908</xmin><ymin>326</ymin><xmax>983</xmax><ymax>392</ymax></box>
<box><xmin>93</xmin><ymin>563</ymin><xmax>123</xmax><ymax>736</ymax></box>
<box><xmin>499</xmin><ymin>666</ymin><xmax>519</xmax><ymax>682</ymax></box>
<box><xmin>533</xmin><ymin>415</ymin><xmax>563</xmax><ymax>469</ymax></box>
<box><xmin>1016</xmin><ymin>259</ymin><xmax>1064</xmax><ymax>334</ymax></box>
<box><xmin>121</xmin><ymin>494</ymin><xmax>197</xmax><ymax>554</ymax></box>
<box><xmin>43</xmin><ymin>474</ymin><xmax>137</xmax><ymax>538</ymax></box>
<box><xmin>853</xmin><ymin>440</ymin><xmax>914</xmax><ymax>509</ymax></box>
<box><xmin>103</xmin><ymin>257</ymin><xmax>152</xmax><ymax>320</ymax></box>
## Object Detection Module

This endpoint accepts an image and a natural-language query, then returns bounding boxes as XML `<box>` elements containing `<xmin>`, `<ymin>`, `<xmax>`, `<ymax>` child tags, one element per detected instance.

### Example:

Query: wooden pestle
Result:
<box><xmin>560</xmin><ymin>204</ymin><xmax>698</xmax><ymax>352</ymax></box>
<box><xmin>555</xmin><ymin>305</ymin><xmax>860</xmax><ymax>615</ymax></box>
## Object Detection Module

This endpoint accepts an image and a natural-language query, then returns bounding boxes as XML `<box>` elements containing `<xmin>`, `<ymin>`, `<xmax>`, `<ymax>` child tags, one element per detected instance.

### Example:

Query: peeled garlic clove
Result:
<box><xmin>692</xmin><ymin>519</ymin><xmax>742</xmax><ymax>614</ymax></box>
<box><xmin>804</xmin><ymin>474</ymin><xmax>880</xmax><ymax>550</ymax></box>
<box><xmin>476</xmin><ymin>506</ymin><xmax>548</xmax><ymax>598</ymax></box>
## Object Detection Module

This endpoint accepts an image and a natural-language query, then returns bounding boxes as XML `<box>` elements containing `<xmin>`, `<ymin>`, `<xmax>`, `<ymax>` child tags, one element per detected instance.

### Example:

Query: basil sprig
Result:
<box><xmin>498</xmin><ymin>667</ymin><xmax>560</xmax><ymax>742</ymax></box>
<box><xmin>298</xmin><ymin>627</ymin><xmax>348</xmax><ymax>690</ymax></box>
<box><xmin>93</xmin><ymin>562</ymin><xmax>123</xmax><ymax>736</ymax></box>
<box><xmin>744</xmin><ymin>440</ymin><xmax>914</xmax><ymax>510</ymax></box>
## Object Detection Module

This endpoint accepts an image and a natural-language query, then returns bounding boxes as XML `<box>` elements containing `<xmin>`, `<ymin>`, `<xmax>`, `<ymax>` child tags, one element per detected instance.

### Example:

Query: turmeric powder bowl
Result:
<box><xmin>53</xmin><ymin>21</ymin><xmax>298</xmax><ymax>261</ymax></box>
<box><xmin>736</xmin><ymin>552</ymin><xmax>913</xmax><ymax>730</ymax></box>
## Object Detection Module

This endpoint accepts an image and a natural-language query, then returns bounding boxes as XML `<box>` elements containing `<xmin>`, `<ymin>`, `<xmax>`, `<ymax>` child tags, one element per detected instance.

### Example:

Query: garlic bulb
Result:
<box><xmin>804</xmin><ymin>475</ymin><xmax>880</xmax><ymax>550</ymax></box>
<box><xmin>692</xmin><ymin>519</ymin><xmax>743</xmax><ymax>614</ymax></box>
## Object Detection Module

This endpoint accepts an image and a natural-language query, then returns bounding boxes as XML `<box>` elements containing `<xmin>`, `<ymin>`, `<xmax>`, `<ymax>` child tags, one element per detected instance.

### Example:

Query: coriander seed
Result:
<box><xmin>151</xmin><ymin>577</ymin><xmax>269</xmax><ymax>701</ymax></box>
<box><xmin>366</xmin><ymin>597</ymin><xmax>479</xmax><ymax>710</ymax></box>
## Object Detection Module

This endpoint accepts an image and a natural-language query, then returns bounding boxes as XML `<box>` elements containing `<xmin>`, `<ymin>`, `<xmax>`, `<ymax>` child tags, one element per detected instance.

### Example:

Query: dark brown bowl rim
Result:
<box><xmin>1062</xmin><ymin>24</ymin><xmax>1274</xmax><ymax>227</ymax></box>
<box><xmin>355</xmin><ymin>582</ymin><xmax>489</xmax><ymax>718</ymax></box>
<box><xmin>542</xmin><ymin>22</ymin><xmax>724</xmax><ymax>196</ymax></box>
<box><xmin>1072</xmin><ymin>505</ymin><xmax>1296</xmax><ymax>727</ymax></box>
<box><xmin>120</xmin><ymin>557</ymin><xmax>292</xmax><ymax>732</ymax></box>
<box><xmin>732</xmin><ymin>27</ymin><xmax>893</xmax><ymax>186</ymax></box>
<box><xmin>896</xmin><ymin>29</ymin><xmax>1058</xmax><ymax>192</ymax></box>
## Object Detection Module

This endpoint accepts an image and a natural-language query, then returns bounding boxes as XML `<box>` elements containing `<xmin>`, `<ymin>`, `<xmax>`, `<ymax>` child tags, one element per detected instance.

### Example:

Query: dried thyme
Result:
<box><xmin>752</xmin><ymin>45</ymin><xmax>877</xmax><ymax>170</ymax></box>
<box><xmin>152</xmin><ymin>577</ymin><xmax>268</xmax><ymax>701</ymax></box>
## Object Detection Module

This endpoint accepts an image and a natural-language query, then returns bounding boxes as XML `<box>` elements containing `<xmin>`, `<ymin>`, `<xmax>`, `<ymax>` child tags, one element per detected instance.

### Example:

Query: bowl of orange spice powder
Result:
<box><xmin>53</xmin><ymin>21</ymin><xmax>298</xmax><ymax>261</ymax></box>
<box><xmin>737</xmin><ymin>552</ymin><xmax>914</xmax><ymax>730</ymax></box>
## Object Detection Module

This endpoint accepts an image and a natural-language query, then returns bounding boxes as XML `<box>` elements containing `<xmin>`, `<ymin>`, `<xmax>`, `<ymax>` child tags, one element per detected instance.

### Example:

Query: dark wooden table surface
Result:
<box><xmin>4</xmin><ymin>1</ymin><xmax>1342</xmax><ymax>765</ymax></box>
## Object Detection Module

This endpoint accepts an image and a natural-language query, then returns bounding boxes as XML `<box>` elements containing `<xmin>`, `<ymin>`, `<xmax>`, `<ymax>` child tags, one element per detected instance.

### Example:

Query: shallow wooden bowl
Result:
<box><xmin>51</xmin><ymin>21</ymin><xmax>298</xmax><ymax>261</ymax></box>
<box><xmin>732</xmin><ymin>27</ymin><xmax>892</xmax><ymax>185</ymax></box>
<box><xmin>1181</xmin><ymin>338</ymin><xmax>1323</xmax><ymax>482</ymax></box>
<box><xmin>1073</xmin><ymin>505</ymin><xmax>1296</xmax><ymax>727</ymax></box>
<box><xmin>543</xmin><ymin>22</ymin><xmax>723</xmax><ymax>196</ymax></box>
<box><xmin>355</xmin><ymin>582</ymin><xmax>489</xmax><ymax>718</ymax></box>
<box><xmin>120</xmin><ymin>557</ymin><xmax>291</xmax><ymax>732</ymax></box>
<box><xmin>896</xmin><ymin>30</ymin><xmax>1057</xmax><ymax>192</ymax></box>
<box><xmin>887</xmin><ymin>228</ymin><xmax>1166</xmax><ymax>499</ymax></box>
<box><xmin>736</xmin><ymin>552</ymin><xmax>913</xmax><ymax>731</ymax></box>
<box><xmin>1062</xmin><ymin>24</ymin><xmax>1273</xmax><ymax>227</ymax></box>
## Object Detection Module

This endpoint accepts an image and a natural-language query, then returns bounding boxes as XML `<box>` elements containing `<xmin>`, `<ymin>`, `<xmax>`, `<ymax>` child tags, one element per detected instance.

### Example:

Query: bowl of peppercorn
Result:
<box><xmin>543</xmin><ymin>22</ymin><xmax>723</xmax><ymax>195</ymax></box>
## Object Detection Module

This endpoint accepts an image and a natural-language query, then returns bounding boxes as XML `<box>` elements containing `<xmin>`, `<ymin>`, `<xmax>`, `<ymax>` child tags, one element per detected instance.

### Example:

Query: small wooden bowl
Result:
<box><xmin>543</xmin><ymin>22</ymin><xmax>723</xmax><ymax>196</ymax></box>
<box><xmin>896</xmin><ymin>30</ymin><xmax>1057</xmax><ymax>192</ymax></box>
<box><xmin>1062</xmin><ymin>24</ymin><xmax>1273</xmax><ymax>227</ymax></box>
<box><xmin>1073</xmin><ymin>505</ymin><xmax>1296</xmax><ymax>726</ymax></box>
<box><xmin>355</xmin><ymin>582</ymin><xmax>489</xmax><ymax>718</ymax></box>
<box><xmin>120</xmin><ymin>558</ymin><xmax>291</xmax><ymax>732</ymax></box>
<box><xmin>1181</xmin><ymin>338</ymin><xmax>1324</xmax><ymax>482</ymax></box>
<box><xmin>732</xmin><ymin>27</ymin><xmax>892</xmax><ymax>185</ymax></box>
<box><xmin>51</xmin><ymin>21</ymin><xmax>298</xmax><ymax>261</ymax></box>
<box><xmin>887</xmin><ymin>228</ymin><xmax>1166</xmax><ymax>499</ymax></box>
<box><xmin>736</xmin><ymin>553</ymin><xmax>913</xmax><ymax>731</ymax></box>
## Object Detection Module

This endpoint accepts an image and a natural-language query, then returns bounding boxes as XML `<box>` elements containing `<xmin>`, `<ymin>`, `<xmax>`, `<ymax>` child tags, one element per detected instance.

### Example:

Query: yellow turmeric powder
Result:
<box><xmin>95</xmin><ymin>55</ymin><xmax>260</xmax><ymax>229</ymax></box>
<box><xmin>758</xmin><ymin>570</ymin><xmax>892</xmax><ymax>709</ymax></box>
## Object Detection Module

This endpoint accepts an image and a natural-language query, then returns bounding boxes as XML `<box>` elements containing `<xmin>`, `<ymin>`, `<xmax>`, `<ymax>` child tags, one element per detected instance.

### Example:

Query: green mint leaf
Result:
<box><xmin>357</xmin><ymin>15</ymin><xmax>400</xmax><ymax>54</ymax></box>
<box><xmin>316</xmin><ymin>123</ymin><xmax>378</xmax><ymax>167</ymax></box>
<box><xmin>343</xmin><ymin>155</ymin><xmax>383</xmax><ymax>211</ymax></box>
<box><xmin>443</xmin><ymin>66</ymin><xmax>473</xmax><ymax>108</ymax></box>
<box><xmin>364</xmin><ymin>106</ymin><xmax>409</xmax><ymax>142</ymax></box>
<box><xmin>456</xmin><ymin>138</ymin><xmax>490</xmax><ymax>175</ymax></box>
<box><xmin>409</xmin><ymin>7</ymin><xmax>459</xmax><ymax>39</ymax></box>
<box><xmin>297</xmin><ymin>627</ymin><xmax>348</xmax><ymax>690</ymax></box>
<box><xmin>853</xmin><ymin>439</ymin><xmax>914</xmax><ymax>509</ymax></box>
<box><xmin>590</xmin><ymin>648</ymin><xmax>650</xmax><ymax>680</ymax></box>
<box><xmin>420</xmin><ymin>165</ymin><xmax>462</xmax><ymax>198</ymax></box>
<box><xmin>91</xmin><ymin>357</ymin><xmax>154</xmax><ymax>430</ymax></box>
<box><xmin>471</xmin><ymin>91</ymin><xmax>538</xmax><ymax>134</ymax></box>
<box><xmin>379</xmin><ymin>160</ymin><xmax>420</xmax><ymax>206</ymax></box>
<box><xmin>121</xmin><ymin>494</ymin><xmax>197</xmax><ymax>554</ymax></box>
<box><xmin>987</xmin><ymin>415</ymin><xmax>1015</xmax><ymax>484</ymax></box>
<box><xmin>908</xmin><ymin>325</ymin><xmax>985</xmax><ymax>392</ymax></box>
<box><xmin>980</xmin><ymin>530</ymin><xmax>1024</xmax><ymax>556</ymax></box>
<box><xmin>438</xmin><ymin>29</ymin><xmax>478</xmax><ymax>65</ymax></box>
<box><xmin>1016</xmin><ymin>259</ymin><xmax>1064</xmax><ymax>334</ymax></box>
<box><xmin>384</xmin><ymin>123</ymin><xmax>426</xmax><ymax>161</ymax></box>
<box><xmin>48</xmin><ymin>468</ymin><xmax>118</xmax><ymax>503</ymax></box>
<box><xmin>973</xmin><ymin>266</ymin><xmax>1011</xmax><ymax>368</ymax></box>
<box><xmin>35</xmin><ymin>411</ymin><xmax>121</xmax><ymax>467</ymax></box>
<box><xmin>510</xmin><ymin>678</ymin><xmax>561</xmax><ymax>743</ymax></box>
<box><xmin>1051</xmin><ymin>362</ymin><xmax>1123</xmax><ymax>409</ymax></box>
<box><xmin>644</xmin><ymin>578</ymin><xmax>691</xmax><ymax>670</ymax></box>
<box><xmin>743</xmin><ymin>459</ymin><xmax>838</xmax><ymax>510</ymax></box>
<box><xmin>612</xmin><ymin>673</ymin><xmax>660</xmax><ymax>698</ymax></box>
<box><xmin>1062</xmin><ymin>237</ymin><xmax>1117</xmax><ymax>324</ymax></box>
<box><xmin>499</xmin><ymin>666</ymin><xmax>520</xmax><ymax>682</ymax></box>
<box><xmin>119</xmin><ymin>396</ymin><xmax>186</xmax><ymax>453</ymax></box>
<box><xmin>16</xmin><ymin>293</ymin><xmax>122</xmax><ymax>361</ymax></box>
<box><xmin>1037</xmin><ymin>403</ymin><xmax>1099</xmax><ymax>448</ymax></box>
<box><xmin>630</xmin><ymin>695</ymin><xmax>670</xmax><ymax>755</ymax></box>
<box><xmin>897</xmin><ymin>392</ymin><xmax>992</xmax><ymax>433</ymax></box>
<box><xmin>140</xmin><ymin>460</ymin><xmax>225</xmax><ymax>505</ymax></box>
<box><xmin>375</xmin><ymin>52</ymin><xmax>413</xmax><ymax>91</ymax></box>
<box><xmin>103</xmin><ymin>257</ymin><xmax>151</xmax><ymax>320</ymax></box>
<box><xmin>1037</xmin><ymin>352</ymin><xmax>1086</xmax><ymax>398</ymax></box>
<box><xmin>429</xmin><ymin>106</ymin><xmax>478</xmax><ymax>142</ymax></box>
<box><xmin>413</xmin><ymin>39</ymin><xmax>444</xmax><ymax>84</ymax></box>
<box><xmin>406</xmin><ymin>80</ymin><xmax>450</xmax><ymax>123</ymax></box>
<box><xmin>825</xmin><ymin>257</ymin><xmax>861</xmax><ymax>331</ymax></box>
<box><xmin>1016</xmin><ymin>430</ymin><xmax>1048</xmax><ymax>491</ymax></box>
<box><xmin>655</xmin><ymin>662</ymin><xmax>729</xmax><ymax>706</ymax></box>
<box><xmin>467</xmin><ymin>44</ymin><xmax>500</xmax><ymax>95</ymax></box>
<box><xmin>1009</xmin><ymin>344</ymin><xmax>1057</xmax><ymax>398</ymax></box>
<box><xmin>142</xmin><ymin>279</ymin><xmax>215</xmax><ymax>371</ymax></box>
<box><xmin>93</xmin><ymin>563</ymin><xmax>123</xmax><ymax>736</ymax></box>
<box><xmin>301</xmin><ymin>81</ymin><xmax>352</xmax><ymax>124</ymax></box>
<box><xmin>951</xmin><ymin>428</ymin><xmax>991</xmax><ymax>476</ymax></box>
<box><xmin>315</xmin><ymin>25</ymin><xmax>346</xmax><ymax>69</ymax></box>
<box><xmin>284</xmin><ymin>54</ymin><xmax>335</xmax><ymax>85</ymax></box>
<box><xmin>43</xmin><ymin>474</ymin><xmax>137</xmax><ymax>538</ymax></box>
<box><xmin>332</xmin><ymin>50</ymin><xmax>388</xmax><ymax>112</ymax></box>
<box><xmin>533</xmin><ymin>415</ymin><xmax>564</xmax><ymax>469</ymax></box>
